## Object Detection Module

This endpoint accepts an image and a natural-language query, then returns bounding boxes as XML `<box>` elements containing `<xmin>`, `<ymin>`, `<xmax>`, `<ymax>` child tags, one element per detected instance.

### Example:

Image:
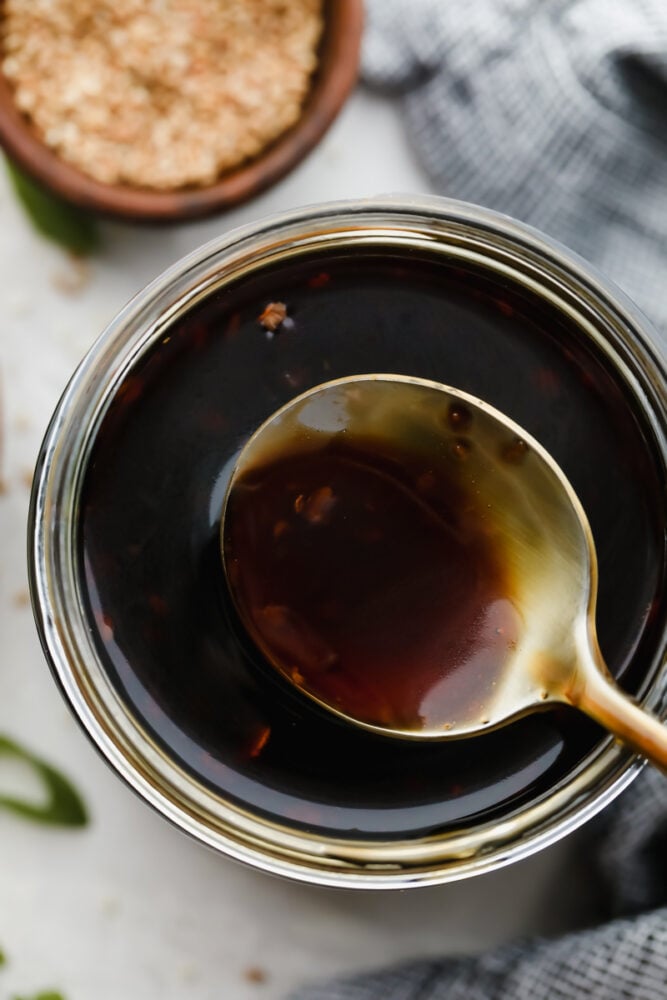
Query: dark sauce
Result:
<box><xmin>224</xmin><ymin>434</ymin><xmax>521</xmax><ymax>733</ymax></box>
<box><xmin>80</xmin><ymin>251</ymin><xmax>666</xmax><ymax>839</ymax></box>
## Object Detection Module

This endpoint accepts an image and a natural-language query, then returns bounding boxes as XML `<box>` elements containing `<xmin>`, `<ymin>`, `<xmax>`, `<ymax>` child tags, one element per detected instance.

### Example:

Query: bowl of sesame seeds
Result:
<box><xmin>0</xmin><ymin>0</ymin><xmax>362</xmax><ymax>222</ymax></box>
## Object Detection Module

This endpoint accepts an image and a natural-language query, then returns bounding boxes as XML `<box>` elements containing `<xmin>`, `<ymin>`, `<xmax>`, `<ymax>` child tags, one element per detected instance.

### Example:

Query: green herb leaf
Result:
<box><xmin>0</xmin><ymin>735</ymin><xmax>88</xmax><ymax>827</ymax></box>
<box><xmin>5</xmin><ymin>159</ymin><xmax>100</xmax><ymax>256</ymax></box>
<box><xmin>0</xmin><ymin>946</ymin><xmax>6</xmax><ymax>966</ymax></box>
<box><xmin>13</xmin><ymin>993</ymin><xmax>66</xmax><ymax>1000</ymax></box>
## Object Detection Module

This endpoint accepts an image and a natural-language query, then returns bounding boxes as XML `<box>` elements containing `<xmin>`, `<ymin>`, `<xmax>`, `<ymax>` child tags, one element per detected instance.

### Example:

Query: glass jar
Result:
<box><xmin>29</xmin><ymin>197</ymin><xmax>667</xmax><ymax>888</ymax></box>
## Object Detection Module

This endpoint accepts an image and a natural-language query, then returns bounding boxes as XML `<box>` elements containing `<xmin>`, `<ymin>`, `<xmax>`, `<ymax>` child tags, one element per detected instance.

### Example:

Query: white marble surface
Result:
<box><xmin>0</xmin><ymin>89</ymin><xmax>594</xmax><ymax>1000</ymax></box>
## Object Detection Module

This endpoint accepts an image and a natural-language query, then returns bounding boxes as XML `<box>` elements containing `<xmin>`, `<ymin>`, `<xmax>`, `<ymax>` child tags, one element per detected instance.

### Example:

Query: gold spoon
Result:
<box><xmin>221</xmin><ymin>374</ymin><xmax>667</xmax><ymax>771</ymax></box>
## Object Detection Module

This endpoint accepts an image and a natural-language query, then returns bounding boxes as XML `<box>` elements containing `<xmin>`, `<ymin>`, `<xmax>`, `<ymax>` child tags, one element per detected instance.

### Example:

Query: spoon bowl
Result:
<box><xmin>222</xmin><ymin>374</ymin><xmax>667</xmax><ymax>769</ymax></box>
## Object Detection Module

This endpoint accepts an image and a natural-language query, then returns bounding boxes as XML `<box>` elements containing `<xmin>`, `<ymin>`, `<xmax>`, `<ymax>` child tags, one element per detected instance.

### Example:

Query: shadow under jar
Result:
<box><xmin>29</xmin><ymin>198</ymin><xmax>667</xmax><ymax>888</ymax></box>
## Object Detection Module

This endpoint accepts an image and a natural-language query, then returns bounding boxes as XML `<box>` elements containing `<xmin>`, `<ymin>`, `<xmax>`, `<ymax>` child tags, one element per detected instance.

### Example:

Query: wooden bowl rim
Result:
<box><xmin>0</xmin><ymin>0</ymin><xmax>363</xmax><ymax>222</ymax></box>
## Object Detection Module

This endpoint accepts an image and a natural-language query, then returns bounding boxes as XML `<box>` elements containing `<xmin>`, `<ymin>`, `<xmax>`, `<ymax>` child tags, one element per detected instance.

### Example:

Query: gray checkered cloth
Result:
<box><xmin>363</xmin><ymin>0</ymin><xmax>667</xmax><ymax>337</ymax></box>
<box><xmin>289</xmin><ymin>1</ymin><xmax>667</xmax><ymax>997</ymax></box>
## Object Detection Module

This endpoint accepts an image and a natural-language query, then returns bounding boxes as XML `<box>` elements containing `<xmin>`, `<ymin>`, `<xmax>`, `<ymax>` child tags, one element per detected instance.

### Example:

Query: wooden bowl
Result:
<box><xmin>0</xmin><ymin>0</ymin><xmax>363</xmax><ymax>223</ymax></box>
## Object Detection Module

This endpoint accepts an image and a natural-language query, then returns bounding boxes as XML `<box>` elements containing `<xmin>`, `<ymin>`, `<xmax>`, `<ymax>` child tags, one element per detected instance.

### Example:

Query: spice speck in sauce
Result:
<box><xmin>502</xmin><ymin>437</ymin><xmax>530</xmax><ymax>465</ymax></box>
<box><xmin>308</xmin><ymin>271</ymin><xmax>331</xmax><ymax>288</ymax></box>
<box><xmin>452</xmin><ymin>439</ymin><xmax>472</xmax><ymax>461</ymax></box>
<box><xmin>249</xmin><ymin>726</ymin><xmax>271</xmax><ymax>759</ymax></box>
<box><xmin>447</xmin><ymin>403</ymin><xmax>473</xmax><ymax>432</ymax></box>
<box><xmin>258</xmin><ymin>301</ymin><xmax>289</xmax><ymax>333</ymax></box>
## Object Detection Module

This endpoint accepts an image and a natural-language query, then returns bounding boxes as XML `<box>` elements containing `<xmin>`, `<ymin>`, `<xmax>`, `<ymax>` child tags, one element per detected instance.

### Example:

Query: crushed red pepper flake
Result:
<box><xmin>308</xmin><ymin>271</ymin><xmax>330</xmax><ymax>288</ymax></box>
<box><xmin>258</xmin><ymin>301</ymin><xmax>288</xmax><ymax>333</ymax></box>
<box><xmin>495</xmin><ymin>297</ymin><xmax>514</xmax><ymax>317</ymax></box>
<box><xmin>249</xmin><ymin>726</ymin><xmax>271</xmax><ymax>759</ymax></box>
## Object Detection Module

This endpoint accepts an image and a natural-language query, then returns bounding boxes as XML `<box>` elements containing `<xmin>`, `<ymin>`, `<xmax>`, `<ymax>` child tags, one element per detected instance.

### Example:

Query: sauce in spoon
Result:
<box><xmin>224</xmin><ymin>409</ymin><xmax>522</xmax><ymax>734</ymax></box>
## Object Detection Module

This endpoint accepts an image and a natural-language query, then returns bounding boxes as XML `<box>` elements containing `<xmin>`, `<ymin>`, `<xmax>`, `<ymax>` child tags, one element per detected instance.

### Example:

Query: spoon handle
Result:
<box><xmin>569</xmin><ymin>662</ymin><xmax>667</xmax><ymax>774</ymax></box>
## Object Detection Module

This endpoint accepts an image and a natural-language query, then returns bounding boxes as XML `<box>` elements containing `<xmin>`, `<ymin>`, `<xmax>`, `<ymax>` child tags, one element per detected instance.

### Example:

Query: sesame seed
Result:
<box><xmin>1</xmin><ymin>0</ymin><xmax>324</xmax><ymax>190</ymax></box>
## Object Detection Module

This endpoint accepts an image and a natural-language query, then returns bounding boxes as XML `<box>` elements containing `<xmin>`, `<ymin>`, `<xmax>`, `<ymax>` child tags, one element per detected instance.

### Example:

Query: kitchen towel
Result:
<box><xmin>363</xmin><ymin>0</ymin><xmax>667</xmax><ymax>338</ymax></box>
<box><xmin>289</xmin><ymin>1</ymin><xmax>667</xmax><ymax>996</ymax></box>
